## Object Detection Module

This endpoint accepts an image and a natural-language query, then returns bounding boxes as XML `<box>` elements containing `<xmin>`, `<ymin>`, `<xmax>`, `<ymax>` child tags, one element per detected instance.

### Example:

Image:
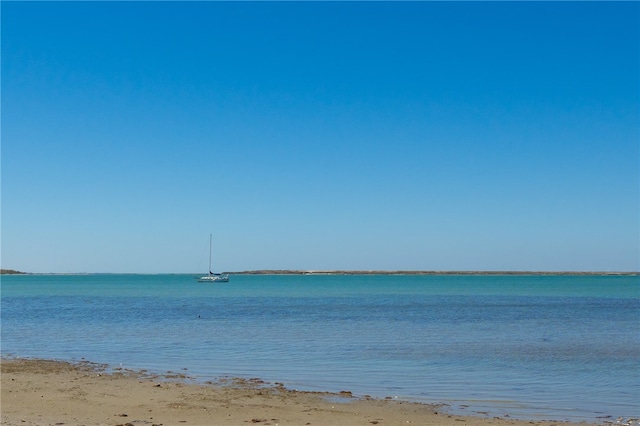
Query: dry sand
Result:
<box><xmin>1</xmin><ymin>358</ymin><xmax>589</xmax><ymax>426</ymax></box>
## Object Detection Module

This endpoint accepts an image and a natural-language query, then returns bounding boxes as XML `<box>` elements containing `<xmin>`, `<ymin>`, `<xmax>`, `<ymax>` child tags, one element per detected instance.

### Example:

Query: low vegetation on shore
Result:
<box><xmin>0</xmin><ymin>269</ymin><xmax>26</xmax><ymax>275</ymax></box>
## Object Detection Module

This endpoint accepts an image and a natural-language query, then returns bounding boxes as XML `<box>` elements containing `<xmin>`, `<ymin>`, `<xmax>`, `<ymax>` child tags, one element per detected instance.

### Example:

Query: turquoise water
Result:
<box><xmin>2</xmin><ymin>274</ymin><xmax>639</xmax><ymax>422</ymax></box>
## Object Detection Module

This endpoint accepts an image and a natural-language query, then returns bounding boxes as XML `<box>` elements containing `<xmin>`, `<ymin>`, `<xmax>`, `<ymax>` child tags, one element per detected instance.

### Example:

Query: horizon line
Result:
<box><xmin>2</xmin><ymin>269</ymin><xmax>638</xmax><ymax>276</ymax></box>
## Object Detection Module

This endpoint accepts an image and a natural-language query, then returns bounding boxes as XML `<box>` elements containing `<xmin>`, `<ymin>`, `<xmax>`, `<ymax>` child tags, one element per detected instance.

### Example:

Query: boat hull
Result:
<box><xmin>197</xmin><ymin>274</ymin><xmax>229</xmax><ymax>283</ymax></box>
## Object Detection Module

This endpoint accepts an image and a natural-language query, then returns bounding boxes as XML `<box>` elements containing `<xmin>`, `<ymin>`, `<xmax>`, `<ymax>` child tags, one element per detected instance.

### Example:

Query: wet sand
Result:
<box><xmin>1</xmin><ymin>358</ymin><xmax>590</xmax><ymax>426</ymax></box>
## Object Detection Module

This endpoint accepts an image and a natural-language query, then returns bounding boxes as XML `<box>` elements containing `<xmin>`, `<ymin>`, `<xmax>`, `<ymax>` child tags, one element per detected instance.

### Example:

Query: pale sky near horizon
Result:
<box><xmin>2</xmin><ymin>1</ymin><xmax>639</xmax><ymax>274</ymax></box>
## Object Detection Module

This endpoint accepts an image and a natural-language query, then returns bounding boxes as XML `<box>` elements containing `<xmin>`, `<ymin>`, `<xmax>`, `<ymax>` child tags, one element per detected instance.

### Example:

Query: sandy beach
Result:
<box><xmin>1</xmin><ymin>358</ymin><xmax>595</xmax><ymax>426</ymax></box>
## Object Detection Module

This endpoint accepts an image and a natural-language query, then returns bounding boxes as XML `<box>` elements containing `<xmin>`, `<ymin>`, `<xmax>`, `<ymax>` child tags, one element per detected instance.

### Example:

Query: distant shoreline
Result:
<box><xmin>0</xmin><ymin>269</ymin><xmax>27</xmax><ymax>275</ymax></box>
<box><xmin>235</xmin><ymin>270</ymin><xmax>639</xmax><ymax>276</ymax></box>
<box><xmin>3</xmin><ymin>269</ymin><xmax>637</xmax><ymax>276</ymax></box>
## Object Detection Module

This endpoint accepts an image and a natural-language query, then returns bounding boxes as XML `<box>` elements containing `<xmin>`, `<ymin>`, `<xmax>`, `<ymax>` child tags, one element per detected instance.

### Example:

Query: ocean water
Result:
<box><xmin>1</xmin><ymin>274</ymin><xmax>638</xmax><ymax>422</ymax></box>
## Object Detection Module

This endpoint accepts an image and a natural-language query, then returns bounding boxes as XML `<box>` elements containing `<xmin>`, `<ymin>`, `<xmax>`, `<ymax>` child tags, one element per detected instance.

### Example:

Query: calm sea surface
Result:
<box><xmin>2</xmin><ymin>274</ymin><xmax>638</xmax><ymax>422</ymax></box>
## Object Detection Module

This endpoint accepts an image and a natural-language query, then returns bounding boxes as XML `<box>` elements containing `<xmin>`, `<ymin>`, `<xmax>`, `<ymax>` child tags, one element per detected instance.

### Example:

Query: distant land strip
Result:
<box><xmin>2</xmin><ymin>269</ymin><xmax>637</xmax><ymax>276</ymax></box>
<box><xmin>233</xmin><ymin>270</ymin><xmax>639</xmax><ymax>276</ymax></box>
<box><xmin>0</xmin><ymin>269</ymin><xmax>27</xmax><ymax>275</ymax></box>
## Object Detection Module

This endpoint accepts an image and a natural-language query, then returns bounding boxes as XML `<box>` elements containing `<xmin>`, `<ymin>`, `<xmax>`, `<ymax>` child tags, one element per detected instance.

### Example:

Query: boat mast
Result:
<box><xmin>209</xmin><ymin>234</ymin><xmax>212</xmax><ymax>276</ymax></box>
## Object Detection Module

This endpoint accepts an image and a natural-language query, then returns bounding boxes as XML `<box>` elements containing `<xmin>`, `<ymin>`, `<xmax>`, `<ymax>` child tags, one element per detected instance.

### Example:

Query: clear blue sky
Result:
<box><xmin>2</xmin><ymin>2</ymin><xmax>639</xmax><ymax>273</ymax></box>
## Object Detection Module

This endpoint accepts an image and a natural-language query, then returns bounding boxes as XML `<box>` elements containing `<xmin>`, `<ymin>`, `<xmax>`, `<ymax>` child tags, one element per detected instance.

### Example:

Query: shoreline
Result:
<box><xmin>1</xmin><ymin>357</ymin><xmax>606</xmax><ymax>426</ymax></box>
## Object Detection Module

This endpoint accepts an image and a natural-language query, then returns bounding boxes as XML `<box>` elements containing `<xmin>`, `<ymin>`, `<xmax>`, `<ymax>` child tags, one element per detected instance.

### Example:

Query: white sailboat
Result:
<box><xmin>198</xmin><ymin>234</ymin><xmax>229</xmax><ymax>283</ymax></box>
